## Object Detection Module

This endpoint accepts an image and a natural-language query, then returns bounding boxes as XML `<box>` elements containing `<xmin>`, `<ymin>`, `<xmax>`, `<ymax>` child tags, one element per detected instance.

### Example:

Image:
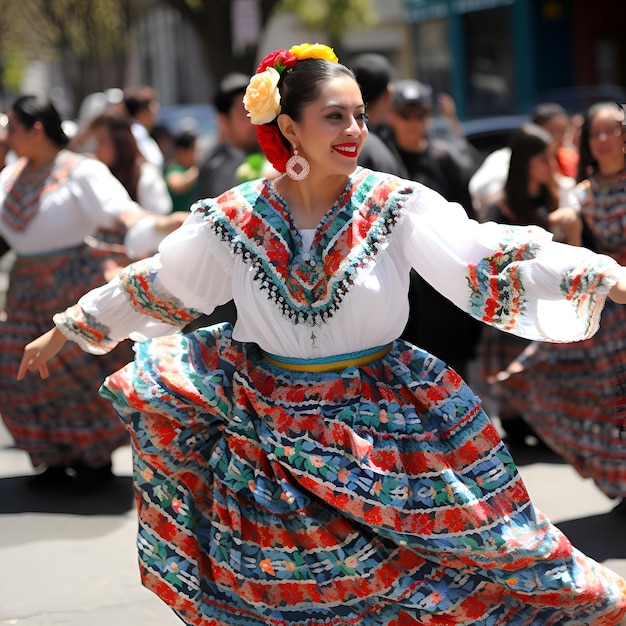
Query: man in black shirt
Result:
<box><xmin>388</xmin><ymin>79</ymin><xmax>481</xmax><ymax>378</ymax></box>
<box><xmin>197</xmin><ymin>73</ymin><xmax>260</xmax><ymax>200</ymax></box>
<box><xmin>388</xmin><ymin>79</ymin><xmax>477</xmax><ymax>212</ymax></box>
<box><xmin>191</xmin><ymin>73</ymin><xmax>260</xmax><ymax>330</ymax></box>
<box><xmin>350</xmin><ymin>53</ymin><xmax>407</xmax><ymax>177</ymax></box>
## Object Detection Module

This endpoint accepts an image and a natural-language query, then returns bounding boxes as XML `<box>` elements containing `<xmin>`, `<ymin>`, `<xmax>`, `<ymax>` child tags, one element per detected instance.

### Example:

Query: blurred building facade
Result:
<box><xmin>9</xmin><ymin>0</ymin><xmax>624</xmax><ymax>122</ymax></box>
<box><xmin>403</xmin><ymin>0</ymin><xmax>625</xmax><ymax>117</ymax></box>
<box><xmin>152</xmin><ymin>0</ymin><xmax>624</xmax><ymax>118</ymax></box>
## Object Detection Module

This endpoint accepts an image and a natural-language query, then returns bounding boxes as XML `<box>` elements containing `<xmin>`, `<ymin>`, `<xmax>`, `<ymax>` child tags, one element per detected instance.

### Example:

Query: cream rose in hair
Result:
<box><xmin>243</xmin><ymin>67</ymin><xmax>281</xmax><ymax>125</ymax></box>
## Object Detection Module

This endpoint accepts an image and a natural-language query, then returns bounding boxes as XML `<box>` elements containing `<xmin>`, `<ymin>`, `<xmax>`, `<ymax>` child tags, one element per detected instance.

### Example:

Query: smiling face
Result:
<box><xmin>588</xmin><ymin>107</ymin><xmax>624</xmax><ymax>168</ymax></box>
<box><xmin>281</xmin><ymin>74</ymin><xmax>368</xmax><ymax>178</ymax></box>
<box><xmin>527</xmin><ymin>144</ymin><xmax>557</xmax><ymax>189</ymax></box>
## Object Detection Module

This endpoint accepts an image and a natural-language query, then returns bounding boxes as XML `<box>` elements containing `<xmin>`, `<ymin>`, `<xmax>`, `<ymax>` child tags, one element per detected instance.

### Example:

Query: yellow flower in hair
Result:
<box><xmin>243</xmin><ymin>67</ymin><xmax>282</xmax><ymax>125</ymax></box>
<box><xmin>289</xmin><ymin>43</ymin><xmax>338</xmax><ymax>64</ymax></box>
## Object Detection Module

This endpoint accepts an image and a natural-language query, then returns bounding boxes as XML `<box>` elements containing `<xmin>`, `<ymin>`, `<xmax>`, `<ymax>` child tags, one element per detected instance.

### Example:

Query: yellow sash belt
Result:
<box><xmin>262</xmin><ymin>343</ymin><xmax>392</xmax><ymax>373</ymax></box>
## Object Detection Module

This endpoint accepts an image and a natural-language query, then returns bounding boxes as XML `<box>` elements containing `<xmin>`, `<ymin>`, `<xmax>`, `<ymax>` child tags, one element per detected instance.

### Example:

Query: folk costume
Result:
<box><xmin>499</xmin><ymin>168</ymin><xmax>626</xmax><ymax>499</ymax></box>
<box><xmin>53</xmin><ymin>168</ymin><xmax>626</xmax><ymax>625</ymax></box>
<box><xmin>0</xmin><ymin>150</ymin><xmax>135</xmax><ymax>471</ymax></box>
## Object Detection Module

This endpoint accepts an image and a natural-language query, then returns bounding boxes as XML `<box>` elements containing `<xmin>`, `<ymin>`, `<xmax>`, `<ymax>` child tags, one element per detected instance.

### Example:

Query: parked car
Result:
<box><xmin>156</xmin><ymin>103</ymin><xmax>217</xmax><ymax>140</ymax></box>
<box><xmin>536</xmin><ymin>85</ymin><xmax>626</xmax><ymax>115</ymax></box>
<box><xmin>460</xmin><ymin>85</ymin><xmax>626</xmax><ymax>164</ymax></box>
<box><xmin>461</xmin><ymin>114</ymin><xmax>528</xmax><ymax>163</ymax></box>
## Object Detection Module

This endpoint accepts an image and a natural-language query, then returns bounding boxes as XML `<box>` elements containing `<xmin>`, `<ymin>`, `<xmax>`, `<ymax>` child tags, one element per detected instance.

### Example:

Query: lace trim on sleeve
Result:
<box><xmin>118</xmin><ymin>258</ymin><xmax>202</xmax><ymax>326</ymax></box>
<box><xmin>559</xmin><ymin>255</ymin><xmax>617</xmax><ymax>335</ymax></box>
<box><xmin>467</xmin><ymin>226</ymin><xmax>616</xmax><ymax>340</ymax></box>
<box><xmin>53</xmin><ymin>304</ymin><xmax>118</xmax><ymax>355</ymax></box>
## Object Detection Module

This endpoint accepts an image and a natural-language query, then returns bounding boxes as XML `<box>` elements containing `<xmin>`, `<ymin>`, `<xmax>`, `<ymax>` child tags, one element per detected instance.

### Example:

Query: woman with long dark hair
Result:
<box><xmin>497</xmin><ymin>123</ymin><xmax>559</xmax><ymax>225</ymax></box>
<box><xmin>477</xmin><ymin>123</ymin><xmax>581</xmax><ymax>444</ymax></box>
<box><xmin>497</xmin><ymin>102</ymin><xmax>626</xmax><ymax>508</ymax></box>
<box><xmin>88</xmin><ymin>111</ymin><xmax>172</xmax><ymax>215</ymax></box>
<box><xmin>0</xmin><ymin>95</ymin><xmax>143</xmax><ymax>489</ymax></box>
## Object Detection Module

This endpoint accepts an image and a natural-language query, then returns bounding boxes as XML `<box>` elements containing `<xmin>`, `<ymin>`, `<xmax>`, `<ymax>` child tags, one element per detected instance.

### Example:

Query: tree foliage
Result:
<box><xmin>0</xmin><ymin>0</ymin><xmax>33</xmax><ymax>94</ymax></box>
<box><xmin>277</xmin><ymin>0</ymin><xmax>377</xmax><ymax>40</ymax></box>
<box><xmin>0</xmin><ymin>0</ymin><xmax>142</xmax><ymax>111</ymax></box>
<box><xmin>158</xmin><ymin>0</ymin><xmax>377</xmax><ymax>79</ymax></box>
<box><xmin>158</xmin><ymin>0</ymin><xmax>282</xmax><ymax>81</ymax></box>
<box><xmin>0</xmin><ymin>0</ymin><xmax>377</xmax><ymax>112</ymax></box>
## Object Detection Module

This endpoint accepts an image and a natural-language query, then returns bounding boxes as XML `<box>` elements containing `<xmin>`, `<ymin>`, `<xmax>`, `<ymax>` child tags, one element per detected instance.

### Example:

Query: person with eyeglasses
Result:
<box><xmin>387</xmin><ymin>79</ymin><xmax>478</xmax><ymax>219</ymax></box>
<box><xmin>495</xmin><ymin>101</ymin><xmax>626</xmax><ymax>513</ymax></box>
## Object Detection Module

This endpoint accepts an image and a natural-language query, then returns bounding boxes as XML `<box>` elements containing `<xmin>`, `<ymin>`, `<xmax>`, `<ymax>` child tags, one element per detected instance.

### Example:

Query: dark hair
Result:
<box><xmin>349</xmin><ymin>53</ymin><xmax>393</xmax><ymax>105</ymax></box>
<box><xmin>576</xmin><ymin>101</ymin><xmax>624</xmax><ymax>181</ymax></box>
<box><xmin>123</xmin><ymin>85</ymin><xmax>158</xmax><ymax>117</ymax></box>
<box><xmin>88</xmin><ymin>112</ymin><xmax>142</xmax><ymax>200</ymax></box>
<box><xmin>279</xmin><ymin>59</ymin><xmax>355</xmax><ymax>121</ymax></box>
<box><xmin>531</xmin><ymin>102</ymin><xmax>568</xmax><ymax>127</ymax></box>
<box><xmin>11</xmin><ymin>95</ymin><xmax>69</xmax><ymax>147</ymax></box>
<box><xmin>173</xmin><ymin>129</ymin><xmax>197</xmax><ymax>149</ymax></box>
<box><xmin>505</xmin><ymin>123</ymin><xmax>557</xmax><ymax>225</ymax></box>
<box><xmin>214</xmin><ymin>73</ymin><xmax>250</xmax><ymax>115</ymax></box>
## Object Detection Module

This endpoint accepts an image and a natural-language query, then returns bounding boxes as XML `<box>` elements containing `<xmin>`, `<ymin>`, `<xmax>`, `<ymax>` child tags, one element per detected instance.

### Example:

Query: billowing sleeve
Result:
<box><xmin>399</xmin><ymin>182</ymin><xmax>623</xmax><ymax>342</ymax></box>
<box><xmin>53</xmin><ymin>211</ymin><xmax>234</xmax><ymax>354</ymax></box>
<box><xmin>69</xmin><ymin>157</ymin><xmax>141</xmax><ymax>225</ymax></box>
<box><xmin>137</xmin><ymin>162</ymin><xmax>173</xmax><ymax>215</ymax></box>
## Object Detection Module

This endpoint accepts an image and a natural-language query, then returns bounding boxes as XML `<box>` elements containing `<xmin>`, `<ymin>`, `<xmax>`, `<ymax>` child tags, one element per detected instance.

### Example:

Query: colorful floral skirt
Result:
<box><xmin>0</xmin><ymin>245</ymin><xmax>131</xmax><ymax>468</ymax></box>
<box><xmin>499</xmin><ymin>299</ymin><xmax>626</xmax><ymax>499</ymax></box>
<box><xmin>100</xmin><ymin>324</ymin><xmax>626</xmax><ymax>625</ymax></box>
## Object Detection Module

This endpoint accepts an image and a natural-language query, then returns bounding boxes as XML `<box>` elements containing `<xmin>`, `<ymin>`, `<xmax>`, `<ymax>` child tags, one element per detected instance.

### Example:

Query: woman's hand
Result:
<box><xmin>548</xmin><ymin>207</ymin><xmax>582</xmax><ymax>246</ymax></box>
<box><xmin>608</xmin><ymin>267</ymin><xmax>626</xmax><ymax>305</ymax></box>
<box><xmin>154</xmin><ymin>211</ymin><xmax>188</xmax><ymax>235</ymax></box>
<box><xmin>17</xmin><ymin>327</ymin><xmax>67</xmax><ymax>381</ymax></box>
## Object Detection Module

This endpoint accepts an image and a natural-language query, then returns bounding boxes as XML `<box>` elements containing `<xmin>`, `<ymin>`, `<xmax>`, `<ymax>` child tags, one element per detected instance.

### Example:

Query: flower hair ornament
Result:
<box><xmin>243</xmin><ymin>43</ymin><xmax>338</xmax><ymax>174</ymax></box>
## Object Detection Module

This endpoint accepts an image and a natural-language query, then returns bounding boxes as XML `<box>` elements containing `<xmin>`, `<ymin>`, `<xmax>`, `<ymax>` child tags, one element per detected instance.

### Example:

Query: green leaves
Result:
<box><xmin>278</xmin><ymin>0</ymin><xmax>377</xmax><ymax>39</ymax></box>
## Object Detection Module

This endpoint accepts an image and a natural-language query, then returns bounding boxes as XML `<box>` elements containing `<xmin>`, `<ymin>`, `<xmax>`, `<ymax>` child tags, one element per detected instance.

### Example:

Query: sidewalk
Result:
<box><xmin>0</xmin><ymin>420</ymin><xmax>177</xmax><ymax>626</ymax></box>
<box><xmin>1</xmin><ymin>416</ymin><xmax>625</xmax><ymax>625</ymax></box>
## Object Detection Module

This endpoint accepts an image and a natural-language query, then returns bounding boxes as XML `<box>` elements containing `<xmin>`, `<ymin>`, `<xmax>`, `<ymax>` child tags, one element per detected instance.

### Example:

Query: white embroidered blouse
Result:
<box><xmin>0</xmin><ymin>150</ymin><xmax>140</xmax><ymax>256</ymax></box>
<box><xmin>55</xmin><ymin>168</ymin><xmax>622</xmax><ymax>360</ymax></box>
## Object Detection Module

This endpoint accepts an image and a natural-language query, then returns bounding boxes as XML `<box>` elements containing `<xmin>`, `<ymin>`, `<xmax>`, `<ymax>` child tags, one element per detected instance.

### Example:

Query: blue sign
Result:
<box><xmin>405</xmin><ymin>0</ymin><xmax>514</xmax><ymax>22</ymax></box>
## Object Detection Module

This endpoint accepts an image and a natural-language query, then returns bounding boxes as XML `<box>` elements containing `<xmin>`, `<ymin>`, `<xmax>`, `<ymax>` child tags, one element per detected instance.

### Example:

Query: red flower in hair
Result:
<box><xmin>256</xmin><ymin>124</ymin><xmax>290</xmax><ymax>173</ymax></box>
<box><xmin>256</xmin><ymin>50</ymin><xmax>298</xmax><ymax>75</ymax></box>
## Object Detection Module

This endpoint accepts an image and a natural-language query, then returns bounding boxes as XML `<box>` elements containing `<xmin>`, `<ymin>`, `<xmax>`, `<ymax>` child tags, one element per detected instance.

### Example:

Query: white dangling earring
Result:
<box><xmin>285</xmin><ymin>148</ymin><xmax>310</xmax><ymax>181</ymax></box>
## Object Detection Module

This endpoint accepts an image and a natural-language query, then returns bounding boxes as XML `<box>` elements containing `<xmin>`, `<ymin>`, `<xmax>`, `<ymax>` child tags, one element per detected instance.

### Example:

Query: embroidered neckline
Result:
<box><xmin>2</xmin><ymin>150</ymin><xmax>80</xmax><ymax>232</ymax></box>
<box><xmin>264</xmin><ymin>176</ymin><xmax>352</xmax><ymax>254</ymax></box>
<box><xmin>194</xmin><ymin>167</ymin><xmax>413</xmax><ymax>326</ymax></box>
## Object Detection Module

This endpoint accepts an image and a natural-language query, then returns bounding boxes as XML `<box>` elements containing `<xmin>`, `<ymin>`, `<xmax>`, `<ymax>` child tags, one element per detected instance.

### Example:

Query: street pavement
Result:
<box><xmin>1</xmin><ymin>413</ymin><xmax>625</xmax><ymax>626</ymax></box>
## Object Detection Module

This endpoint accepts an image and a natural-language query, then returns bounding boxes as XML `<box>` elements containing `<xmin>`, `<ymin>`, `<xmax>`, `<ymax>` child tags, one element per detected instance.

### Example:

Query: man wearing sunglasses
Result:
<box><xmin>387</xmin><ymin>79</ymin><xmax>476</xmax><ymax>210</ymax></box>
<box><xmin>385</xmin><ymin>79</ymin><xmax>482</xmax><ymax>382</ymax></box>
